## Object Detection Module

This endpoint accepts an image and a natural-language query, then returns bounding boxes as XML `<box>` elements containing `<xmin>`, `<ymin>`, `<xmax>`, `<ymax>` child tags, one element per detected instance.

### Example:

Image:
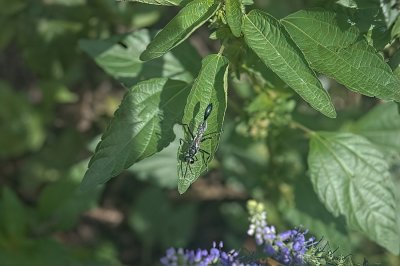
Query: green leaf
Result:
<box><xmin>308</xmin><ymin>132</ymin><xmax>400</xmax><ymax>254</ymax></box>
<box><xmin>0</xmin><ymin>187</ymin><xmax>28</xmax><ymax>238</ymax></box>
<box><xmin>120</xmin><ymin>0</ymin><xmax>183</xmax><ymax>6</ymax></box>
<box><xmin>140</xmin><ymin>0</ymin><xmax>219</xmax><ymax>61</ymax></box>
<box><xmin>80</xmin><ymin>78</ymin><xmax>189</xmax><ymax>191</ymax></box>
<box><xmin>178</xmin><ymin>54</ymin><xmax>229</xmax><ymax>194</ymax></box>
<box><xmin>352</xmin><ymin>102</ymin><xmax>400</xmax><ymax>156</ymax></box>
<box><xmin>79</xmin><ymin>29</ymin><xmax>201</xmax><ymax>86</ymax></box>
<box><xmin>282</xmin><ymin>10</ymin><xmax>400</xmax><ymax>102</ymax></box>
<box><xmin>242</xmin><ymin>10</ymin><xmax>336</xmax><ymax>118</ymax></box>
<box><xmin>225</xmin><ymin>0</ymin><xmax>243</xmax><ymax>37</ymax></box>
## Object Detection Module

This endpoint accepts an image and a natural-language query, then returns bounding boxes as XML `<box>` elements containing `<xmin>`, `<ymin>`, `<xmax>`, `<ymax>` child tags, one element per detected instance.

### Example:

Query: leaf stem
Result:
<box><xmin>290</xmin><ymin>121</ymin><xmax>315</xmax><ymax>136</ymax></box>
<box><xmin>218</xmin><ymin>44</ymin><xmax>225</xmax><ymax>56</ymax></box>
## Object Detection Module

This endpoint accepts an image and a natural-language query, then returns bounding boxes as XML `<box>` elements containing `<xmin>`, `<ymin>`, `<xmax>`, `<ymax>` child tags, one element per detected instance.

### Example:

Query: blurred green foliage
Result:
<box><xmin>1</xmin><ymin>0</ymin><xmax>400</xmax><ymax>265</ymax></box>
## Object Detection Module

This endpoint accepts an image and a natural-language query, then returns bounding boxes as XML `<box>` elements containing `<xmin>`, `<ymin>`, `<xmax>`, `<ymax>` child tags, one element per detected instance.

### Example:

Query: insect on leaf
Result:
<box><xmin>177</xmin><ymin>54</ymin><xmax>229</xmax><ymax>194</ymax></box>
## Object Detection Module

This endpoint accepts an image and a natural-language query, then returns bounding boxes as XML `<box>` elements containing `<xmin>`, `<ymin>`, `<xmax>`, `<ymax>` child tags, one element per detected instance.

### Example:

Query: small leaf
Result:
<box><xmin>79</xmin><ymin>29</ymin><xmax>201</xmax><ymax>86</ymax></box>
<box><xmin>140</xmin><ymin>0</ymin><xmax>219</xmax><ymax>61</ymax></box>
<box><xmin>282</xmin><ymin>10</ymin><xmax>400</xmax><ymax>102</ymax></box>
<box><xmin>352</xmin><ymin>102</ymin><xmax>400</xmax><ymax>156</ymax></box>
<box><xmin>242</xmin><ymin>10</ymin><xmax>336</xmax><ymax>118</ymax></box>
<box><xmin>308</xmin><ymin>132</ymin><xmax>400</xmax><ymax>254</ymax></box>
<box><xmin>178</xmin><ymin>54</ymin><xmax>229</xmax><ymax>194</ymax></box>
<box><xmin>225</xmin><ymin>0</ymin><xmax>243</xmax><ymax>37</ymax></box>
<box><xmin>80</xmin><ymin>78</ymin><xmax>189</xmax><ymax>191</ymax></box>
<box><xmin>119</xmin><ymin>0</ymin><xmax>183</xmax><ymax>6</ymax></box>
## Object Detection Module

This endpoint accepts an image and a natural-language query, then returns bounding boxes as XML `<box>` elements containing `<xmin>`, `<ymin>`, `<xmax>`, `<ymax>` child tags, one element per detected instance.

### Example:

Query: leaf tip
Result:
<box><xmin>325</xmin><ymin>109</ymin><xmax>337</xmax><ymax>119</ymax></box>
<box><xmin>177</xmin><ymin>179</ymin><xmax>190</xmax><ymax>194</ymax></box>
<box><xmin>139</xmin><ymin>50</ymin><xmax>150</xmax><ymax>61</ymax></box>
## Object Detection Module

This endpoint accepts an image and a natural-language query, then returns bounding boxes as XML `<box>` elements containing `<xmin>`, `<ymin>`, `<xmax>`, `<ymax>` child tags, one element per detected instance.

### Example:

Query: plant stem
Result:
<box><xmin>290</xmin><ymin>121</ymin><xmax>315</xmax><ymax>136</ymax></box>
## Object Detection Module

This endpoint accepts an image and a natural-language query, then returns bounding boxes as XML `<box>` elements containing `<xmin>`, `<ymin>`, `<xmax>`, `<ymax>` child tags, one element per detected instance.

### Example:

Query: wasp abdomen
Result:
<box><xmin>203</xmin><ymin>103</ymin><xmax>213</xmax><ymax>121</ymax></box>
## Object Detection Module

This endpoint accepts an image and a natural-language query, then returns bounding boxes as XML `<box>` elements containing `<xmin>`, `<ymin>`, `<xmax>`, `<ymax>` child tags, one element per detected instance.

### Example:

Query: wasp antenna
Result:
<box><xmin>203</xmin><ymin>103</ymin><xmax>213</xmax><ymax>120</ymax></box>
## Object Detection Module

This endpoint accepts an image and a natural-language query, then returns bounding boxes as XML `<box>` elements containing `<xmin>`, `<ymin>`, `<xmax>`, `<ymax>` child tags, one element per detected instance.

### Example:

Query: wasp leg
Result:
<box><xmin>183</xmin><ymin>162</ymin><xmax>190</xmax><ymax>178</ymax></box>
<box><xmin>201</xmin><ymin>131</ymin><xmax>222</xmax><ymax>142</ymax></box>
<box><xmin>199</xmin><ymin>149</ymin><xmax>211</xmax><ymax>165</ymax></box>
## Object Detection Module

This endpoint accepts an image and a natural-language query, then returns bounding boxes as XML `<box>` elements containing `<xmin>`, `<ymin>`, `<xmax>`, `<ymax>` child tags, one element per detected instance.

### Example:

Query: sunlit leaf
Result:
<box><xmin>380</xmin><ymin>0</ymin><xmax>399</xmax><ymax>27</ymax></box>
<box><xmin>140</xmin><ymin>0</ymin><xmax>219</xmax><ymax>61</ymax></box>
<box><xmin>308</xmin><ymin>132</ymin><xmax>400</xmax><ymax>254</ymax></box>
<box><xmin>282</xmin><ymin>10</ymin><xmax>400</xmax><ymax>102</ymax></box>
<box><xmin>80</xmin><ymin>78</ymin><xmax>189</xmax><ymax>191</ymax></box>
<box><xmin>225</xmin><ymin>0</ymin><xmax>243</xmax><ymax>37</ymax></box>
<box><xmin>178</xmin><ymin>54</ymin><xmax>229</xmax><ymax>194</ymax></box>
<box><xmin>242</xmin><ymin>10</ymin><xmax>336</xmax><ymax>118</ymax></box>
<box><xmin>79</xmin><ymin>29</ymin><xmax>201</xmax><ymax>86</ymax></box>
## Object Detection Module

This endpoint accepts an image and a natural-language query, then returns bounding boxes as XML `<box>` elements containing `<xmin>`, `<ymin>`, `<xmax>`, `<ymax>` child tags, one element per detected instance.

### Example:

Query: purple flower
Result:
<box><xmin>160</xmin><ymin>241</ymin><xmax>258</xmax><ymax>266</ymax></box>
<box><xmin>246</xmin><ymin>201</ymin><xmax>316</xmax><ymax>265</ymax></box>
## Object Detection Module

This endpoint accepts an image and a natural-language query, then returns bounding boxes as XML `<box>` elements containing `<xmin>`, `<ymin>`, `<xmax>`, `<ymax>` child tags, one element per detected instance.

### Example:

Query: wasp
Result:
<box><xmin>179</xmin><ymin>103</ymin><xmax>219</xmax><ymax>178</ymax></box>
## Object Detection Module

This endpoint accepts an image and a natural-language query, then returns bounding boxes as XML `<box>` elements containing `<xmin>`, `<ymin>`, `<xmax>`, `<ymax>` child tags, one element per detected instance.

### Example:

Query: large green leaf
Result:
<box><xmin>352</xmin><ymin>102</ymin><xmax>400</xmax><ymax>156</ymax></box>
<box><xmin>225</xmin><ymin>0</ymin><xmax>243</xmax><ymax>37</ymax></box>
<box><xmin>177</xmin><ymin>54</ymin><xmax>229</xmax><ymax>194</ymax></box>
<box><xmin>308</xmin><ymin>132</ymin><xmax>400</xmax><ymax>254</ymax></box>
<box><xmin>140</xmin><ymin>0</ymin><xmax>219</xmax><ymax>61</ymax></box>
<box><xmin>120</xmin><ymin>0</ymin><xmax>184</xmax><ymax>5</ymax></box>
<box><xmin>242</xmin><ymin>10</ymin><xmax>336</xmax><ymax>118</ymax></box>
<box><xmin>282</xmin><ymin>10</ymin><xmax>400</xmax><ymax>102</ymax></box>
<box><xmin>79</xmin><ymin>29</ymin><xmax>201</xmax><ymax>86</ymax></box>
<box><xmin>80</xmin><ymin>78</ymin><xmax>189</xmax><ymax>191</ymax></box>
